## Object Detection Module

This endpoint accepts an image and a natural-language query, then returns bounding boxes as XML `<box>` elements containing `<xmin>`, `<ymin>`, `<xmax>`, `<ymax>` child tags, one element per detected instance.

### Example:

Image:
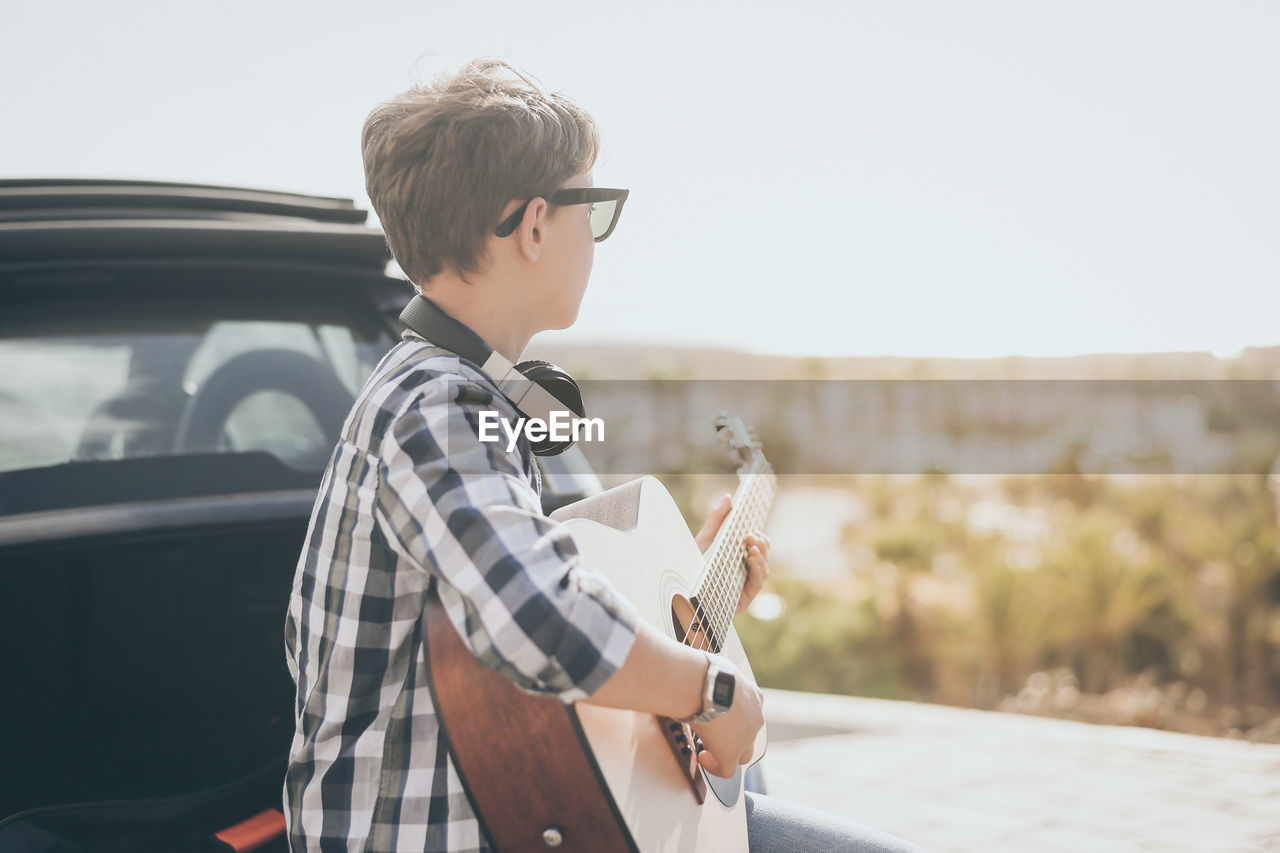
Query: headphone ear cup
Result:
<box><xmin>514</xmin><ymin>360</ymin><xmax>584</xmax><ymax>456</ymax></box>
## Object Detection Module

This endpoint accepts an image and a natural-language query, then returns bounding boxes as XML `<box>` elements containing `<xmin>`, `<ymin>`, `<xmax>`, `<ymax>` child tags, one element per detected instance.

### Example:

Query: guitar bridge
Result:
<box><xmin>656</xmin><ymin>716</ymin><xmax>707</xmax><ymax>804</ymax></box>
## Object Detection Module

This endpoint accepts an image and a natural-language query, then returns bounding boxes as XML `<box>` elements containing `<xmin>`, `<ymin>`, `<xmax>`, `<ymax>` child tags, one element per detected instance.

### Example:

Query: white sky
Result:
<box><xmin>5</xmin><ymin>1</ymin><xmax>1278</xmax><ymax>359</ymax></box>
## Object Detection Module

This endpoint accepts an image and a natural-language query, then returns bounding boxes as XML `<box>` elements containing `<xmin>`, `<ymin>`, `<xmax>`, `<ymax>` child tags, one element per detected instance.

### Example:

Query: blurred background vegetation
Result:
<box><xmin>658</xmin><ymin>471</ymin><xmax>1280</xmax><ymax>744</ymax></box>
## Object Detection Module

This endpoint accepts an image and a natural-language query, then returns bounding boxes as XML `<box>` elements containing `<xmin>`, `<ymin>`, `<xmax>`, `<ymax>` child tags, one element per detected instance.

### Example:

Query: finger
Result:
<box><xmin>737</xmin><ymin>540</ymin><xmax>768</xmax><ymax>608</ymax></box>
<box><xmin>697</xmin><ymin>750</ymin><xmax>734</xmax><ymax>779</ymax></box>
<box><xmin>744</xmin><ymin>532</ymin><xmax>769</xmax><ymax>562</ymax></box>
<box><xmin>739</xmin><ymin>747</ymin><xmax>754</xmax><ymax>766</ymax></box>
<box><xmin>694</xmin><ymin>494</ymin><xmax>732</xmax><ymax>552</ymax></box>
<box><xmin>736</xmin><ymin>546</ymin><xmax>767</xmax><ymax>614</ymax></box>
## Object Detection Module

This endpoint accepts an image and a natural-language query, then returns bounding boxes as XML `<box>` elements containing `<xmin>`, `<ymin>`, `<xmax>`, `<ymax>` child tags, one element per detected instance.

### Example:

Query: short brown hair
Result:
<box><xmin>361</xmin><ymin>59</ymin><xmax>600</xmax><ymax>286</ymax></box>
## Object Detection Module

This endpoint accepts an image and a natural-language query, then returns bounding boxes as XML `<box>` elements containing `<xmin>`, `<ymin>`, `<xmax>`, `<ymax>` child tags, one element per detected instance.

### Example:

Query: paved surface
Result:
<box><xmin>760</xmin><ymin>689</ymin><xmax>1280</xmax><ymax>853</ymax></box>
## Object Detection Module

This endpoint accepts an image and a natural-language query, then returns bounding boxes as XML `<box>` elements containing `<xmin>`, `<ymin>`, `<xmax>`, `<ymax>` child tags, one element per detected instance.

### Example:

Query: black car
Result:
<box><xmin>0</xmin><ymin>179</ymin><xmax>598</xmax><ymax>851</ymax></box>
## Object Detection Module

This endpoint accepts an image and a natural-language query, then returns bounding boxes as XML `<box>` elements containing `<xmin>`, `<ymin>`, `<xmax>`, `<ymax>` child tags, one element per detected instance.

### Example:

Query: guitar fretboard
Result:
<box><xmin>693</xmin><ymin>454</ymin><xmax>777</xmax><ymax>650</ymax></box>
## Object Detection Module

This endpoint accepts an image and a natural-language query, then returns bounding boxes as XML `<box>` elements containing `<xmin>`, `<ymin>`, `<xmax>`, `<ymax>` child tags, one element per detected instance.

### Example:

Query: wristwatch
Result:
<box><xmin>677</xmin><ymin>653</ymin><xmax>735</xmax><ymax>724</ymax></box>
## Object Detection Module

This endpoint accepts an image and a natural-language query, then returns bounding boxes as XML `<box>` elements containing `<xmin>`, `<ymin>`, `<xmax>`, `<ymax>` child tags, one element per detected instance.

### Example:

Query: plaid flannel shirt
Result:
<box><xmin>282</xmin><ymin>331</ymin><xmax>639</xmax><ymax>852</ymax></box>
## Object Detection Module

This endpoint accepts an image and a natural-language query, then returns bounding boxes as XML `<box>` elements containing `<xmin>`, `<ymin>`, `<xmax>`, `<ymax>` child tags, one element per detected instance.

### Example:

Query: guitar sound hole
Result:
<box><xmin>670</xmin><ymin>594</ymin><xmax>718</xmax><ymax>652</ymax></box>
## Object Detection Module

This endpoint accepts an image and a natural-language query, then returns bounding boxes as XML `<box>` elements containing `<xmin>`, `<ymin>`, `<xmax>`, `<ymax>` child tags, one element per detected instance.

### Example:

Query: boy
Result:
<box><xmin>283</xmin><ymin>59</ymin><xmax>923</xmax><ymax>853</ymax></box>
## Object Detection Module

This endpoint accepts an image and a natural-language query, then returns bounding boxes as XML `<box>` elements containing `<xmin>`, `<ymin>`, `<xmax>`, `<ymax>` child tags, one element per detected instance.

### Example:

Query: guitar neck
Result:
<box><xmin>693</xmin><ymin>455</ymin><xmax>777</xmax><ymax>650</ymax></box>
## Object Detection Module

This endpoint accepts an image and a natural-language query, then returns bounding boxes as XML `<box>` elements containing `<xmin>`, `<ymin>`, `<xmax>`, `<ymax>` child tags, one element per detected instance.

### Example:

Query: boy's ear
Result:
<box><xmin>516</xmin><ymin>197</ymin><xmax>549</xmax><ymax>262</ymax></box>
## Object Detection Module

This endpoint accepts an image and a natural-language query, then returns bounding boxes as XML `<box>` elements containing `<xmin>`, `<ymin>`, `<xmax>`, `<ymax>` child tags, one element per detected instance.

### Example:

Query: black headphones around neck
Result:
<box><xmin>398</xmin><ymin>294</ymin><xmax>585</xmax><ymax>456</ymax></box>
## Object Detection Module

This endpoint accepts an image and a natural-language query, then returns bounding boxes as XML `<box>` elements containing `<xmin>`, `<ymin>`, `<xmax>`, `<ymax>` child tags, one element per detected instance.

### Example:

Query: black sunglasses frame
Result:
<box><xmin>494</xmin><ymin>187</ymin><xmax>630</xmax><ymax>243</ymax></box>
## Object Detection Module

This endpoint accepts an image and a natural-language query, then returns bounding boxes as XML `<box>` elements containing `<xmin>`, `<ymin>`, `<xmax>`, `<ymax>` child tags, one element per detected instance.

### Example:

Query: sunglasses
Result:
<box><xmin>494</xmin><ymin>187</ymin><xmax>629</xmax><ymax>243</ymax></box>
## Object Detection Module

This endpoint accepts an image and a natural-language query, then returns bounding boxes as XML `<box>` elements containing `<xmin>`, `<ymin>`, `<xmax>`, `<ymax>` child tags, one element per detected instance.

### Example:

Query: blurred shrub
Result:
<box><xmin>730</xmin><ymin>471</ymin><xmax>1280</xmax><ymax>737</ymax></box>
<box><xmin>736</xmin><ymin>577</ymin><xmax>911</xmax><ymax>700</ymax></box>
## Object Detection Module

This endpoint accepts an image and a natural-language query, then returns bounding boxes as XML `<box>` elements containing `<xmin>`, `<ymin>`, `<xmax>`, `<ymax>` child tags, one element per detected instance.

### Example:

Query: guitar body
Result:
<box><xmin>551</xmin><ymin>476</ymin><xmax>768</xmax><ymax>853</ymax></box>
<box><xmin>426</xmin><ymin>473</ymin><xmax>768</xmax><ymax>853</ymax></box>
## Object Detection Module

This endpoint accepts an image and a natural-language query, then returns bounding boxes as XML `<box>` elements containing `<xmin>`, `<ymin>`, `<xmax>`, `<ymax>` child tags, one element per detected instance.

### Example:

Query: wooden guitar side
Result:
<box><xmin>425</xmin><ymin>592</ymin><xmax>636</xmax><ymax>852</ymax></box>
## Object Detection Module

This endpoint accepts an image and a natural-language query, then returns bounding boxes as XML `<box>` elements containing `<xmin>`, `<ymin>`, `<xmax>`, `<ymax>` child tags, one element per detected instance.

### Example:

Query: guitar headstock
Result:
<box><xmin>713</xmin><ymin>411</ymin><xmax>765</xmax><ymax>472</ymax></box>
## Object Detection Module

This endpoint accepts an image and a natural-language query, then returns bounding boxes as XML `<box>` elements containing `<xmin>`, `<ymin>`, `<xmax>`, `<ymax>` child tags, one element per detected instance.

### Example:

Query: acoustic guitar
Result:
<box><xmin>426</xmin><ymin>413</ymin><xmax>777</xmax><ymax>852</ymax></box>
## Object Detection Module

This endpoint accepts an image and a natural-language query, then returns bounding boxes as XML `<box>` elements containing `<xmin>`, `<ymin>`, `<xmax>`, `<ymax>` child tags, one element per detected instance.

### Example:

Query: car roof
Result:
<box><xmin>0</xmin><ymin>178</ymin><xmax>391</xmax><ymax>269</ymax></box>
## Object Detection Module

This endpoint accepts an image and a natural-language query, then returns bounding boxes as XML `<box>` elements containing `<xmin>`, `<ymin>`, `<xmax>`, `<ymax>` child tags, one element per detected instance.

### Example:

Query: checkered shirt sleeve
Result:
<box><xmin>282</xmin><ymin>338</ymin><xmax>638</xmax><ymax>853</ymax></box>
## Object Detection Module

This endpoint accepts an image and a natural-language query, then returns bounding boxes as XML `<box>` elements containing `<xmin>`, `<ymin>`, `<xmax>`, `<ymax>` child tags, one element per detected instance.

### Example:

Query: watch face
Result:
<box><xmin>712</xmin><ymin>671</ymin><xmax>735</xmax><ymax>709</ymax></box>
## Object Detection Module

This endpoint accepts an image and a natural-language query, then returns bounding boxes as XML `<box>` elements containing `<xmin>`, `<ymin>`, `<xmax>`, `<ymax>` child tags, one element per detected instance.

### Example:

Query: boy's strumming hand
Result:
<box><xmin>693</xmin><ymin>494</ymin><xmax>772</xmax><ymax>615</ymax></box>
<box><xmin>690</xmin><ymin>663</ymin><xmax>765</xmax><ymax>779</ymax></box>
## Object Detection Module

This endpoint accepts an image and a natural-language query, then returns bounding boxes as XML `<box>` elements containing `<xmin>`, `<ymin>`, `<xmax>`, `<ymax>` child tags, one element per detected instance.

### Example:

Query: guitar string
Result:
<box><xmin>712</xmin><ymin>461</ymin><xmax>760</xmax><ymax>618</ymax></box>
<box><xmin>721</xmin><ymin>465</ymin><xmax>770</xmax><ymax>632</ymax></box>
<box><xmin>699</xmin><ymin>457</ymin><xmax>775</xmax><ymax>649</ymax></box>
<box><xmin>706</xmin><ymin>466</ymin><xmax>757</xmax><ymax>644</ymax></box>
<box><xmin>684</xmin><ymin>452</ymin><xmax>778</xmax><ymax>652</ymax></box>
<box><xmin>717</xmin><ymin>479</ymin><xmax>759</xmax><ymax>641</ymax></box>
<box><xmin>711</xmin><ymin>464</ymin><xmax>776</xmax><ymax>643</ymax></box>
<box><xmin>689</xmin><ymin>467</ymin><xmax>748</xmax><ymax>651</ymax></box>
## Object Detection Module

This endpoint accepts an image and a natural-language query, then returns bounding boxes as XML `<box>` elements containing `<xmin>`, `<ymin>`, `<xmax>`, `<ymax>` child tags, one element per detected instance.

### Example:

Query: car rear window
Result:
<box><xmin>0</xmin><ymin>268</ymin><xmax>397</xmax><ymax>481</ymax></box>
